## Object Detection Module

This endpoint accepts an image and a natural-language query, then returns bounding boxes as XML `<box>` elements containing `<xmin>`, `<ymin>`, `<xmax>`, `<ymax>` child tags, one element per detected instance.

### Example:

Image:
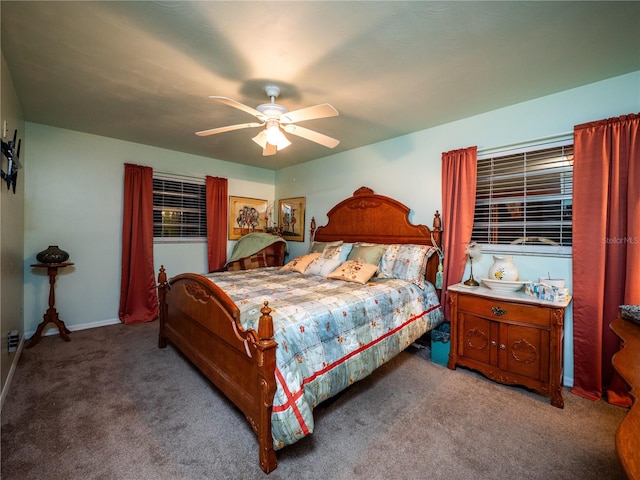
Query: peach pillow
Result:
<box><xmin>280</xmin><ymin>253</ymin><xmax>322</xmax><ymax>273</ymax></box>
<box><xmin>326</xmin><ymin>260</ymin><xmax>379</xmax><ymax>284</ymax></box>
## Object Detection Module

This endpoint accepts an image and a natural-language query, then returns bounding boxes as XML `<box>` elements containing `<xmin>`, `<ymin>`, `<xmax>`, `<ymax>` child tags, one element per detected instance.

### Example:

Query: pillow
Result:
<box><xmin>280</xmin><ymin>253</ymin><xmax>322</xmax><ymax>273</ymax></box>
<box><xmin>346</xmin><ymin>243</ymin><xmax>387</xmax><ymax>265</ymax></box>
<box><xmin>308</xmin><ymin>240</ymin><xmax>342</xmax><ymax>254</ymax></box>
<box><xmin>322</xmin><ymin>242</ymin><xmax>353</xmax><ymax>262</ymax></box>
<box><xmin>327</xmin><ymin>260</ymin><xmax>379</xmax><ymax>284</ymax></box>
<box><xmin>305</xmin><ymin>257</ymin><xmax>342</xmax><ymax>277</ymax></box>
<box><xmin>378</xmin><ymin>244</ymin><xmax>436</xmax><ymax>289</ymax></box>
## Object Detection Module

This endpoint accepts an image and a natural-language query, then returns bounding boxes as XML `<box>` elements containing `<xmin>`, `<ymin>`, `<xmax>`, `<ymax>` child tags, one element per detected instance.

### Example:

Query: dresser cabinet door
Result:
<box><xmin>459</xmin><ymin>313</ymin><xmax>496</xmax><ymax>367</ymax></box>
<box><xmin>499</xmin><ymin>323</ymin><xmax>549</xmax><ymax>383</ymax></box>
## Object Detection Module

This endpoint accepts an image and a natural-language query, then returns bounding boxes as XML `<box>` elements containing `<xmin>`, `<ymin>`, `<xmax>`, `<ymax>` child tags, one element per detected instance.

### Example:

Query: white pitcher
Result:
<box><xmin>488</xmin><ymin>255</ymin><xmax>519</xmax><ymax>281</ymax></box>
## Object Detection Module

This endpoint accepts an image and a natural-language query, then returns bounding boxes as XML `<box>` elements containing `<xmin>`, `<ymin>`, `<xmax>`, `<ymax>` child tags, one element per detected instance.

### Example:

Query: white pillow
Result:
<box><xmin>305</xmin><ymin>257</ymin><xmax>342</xmax><ymax>277</ymax></box>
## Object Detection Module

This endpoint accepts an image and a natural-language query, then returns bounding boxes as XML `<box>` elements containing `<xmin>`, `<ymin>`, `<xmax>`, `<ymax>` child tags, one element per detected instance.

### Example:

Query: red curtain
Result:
<box><xmin>206</xmin><ymin>176</ymin><xmax>228</xmax><ymax>272</ymax></box>
<box><xmin>572</xmin><ymin>113</ymin><xmax>640</xmax><ymax>405</ymax></box>
<box><xmin>441</xmin><ymin>146</ymin><xmax>478</xmax><ymax>321</ymax></box>
<box><xmin>119</xmin><ymin>163</ymin><xmax>158</xmax><ymax>324</ymax></box>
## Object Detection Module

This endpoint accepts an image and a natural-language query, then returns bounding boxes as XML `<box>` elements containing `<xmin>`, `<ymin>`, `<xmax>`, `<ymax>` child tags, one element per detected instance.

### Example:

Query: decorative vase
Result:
<box><xmin>488</xmin><ymin>255</ymin><xmax>518</xmax><ymax>281</ymax></box>
<box><xmin>36</xmin><ymin>245</ymin><xmax>70</xmax><ymax>264</ymax></box>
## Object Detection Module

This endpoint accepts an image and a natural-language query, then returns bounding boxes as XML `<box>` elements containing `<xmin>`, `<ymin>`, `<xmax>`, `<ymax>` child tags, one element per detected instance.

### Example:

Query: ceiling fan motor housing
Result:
<box><xmin>256</xmin><ymin>102</ymin><xmax>288</xmax><ymax>120</ymax></box>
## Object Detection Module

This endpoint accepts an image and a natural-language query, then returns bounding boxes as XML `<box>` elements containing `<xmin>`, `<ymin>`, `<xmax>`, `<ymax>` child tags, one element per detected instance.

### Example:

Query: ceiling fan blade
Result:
<box><xmin>209</xmin><ymin>96</ymin><xmax>266</xmax><ymax>120</ymax></box>
<box><xmin>282</xmin><ymin>124</ymin><xmax>340</xmax><ymax>148</ymax></box>
<box><xmin>280</xmin><ymin>103</ymin><xmax>339</xmax><ymax>124</ymax></box>
<box><xmin>196</xmin><ymin>122</ymin><xmax>263</xmax><ymax>136</ymax></box>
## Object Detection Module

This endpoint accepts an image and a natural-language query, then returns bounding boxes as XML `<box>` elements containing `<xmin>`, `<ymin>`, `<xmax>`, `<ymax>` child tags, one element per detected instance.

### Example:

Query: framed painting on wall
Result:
<box><xmin>278</xmin><ymin>197</ymin><xmax>306</xmax><ymax>242</ymax></box>
<box><xmin>228</xmin><ymin>196</ymin><xmax>268</xmax><ymax>240</ymax></box>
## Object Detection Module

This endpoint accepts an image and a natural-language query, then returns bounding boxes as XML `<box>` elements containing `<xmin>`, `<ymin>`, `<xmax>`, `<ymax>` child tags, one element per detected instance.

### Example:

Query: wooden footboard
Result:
<box><xmin>157</xmin><ymin>266</ymin><xmax>279</xmax><ymax>473</ymax></box>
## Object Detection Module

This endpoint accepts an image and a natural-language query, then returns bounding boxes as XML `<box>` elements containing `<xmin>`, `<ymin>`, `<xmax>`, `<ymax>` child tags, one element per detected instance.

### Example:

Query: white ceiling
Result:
<box><xmin>2</xmin><ymin>1</ymin><xmax>639</xmax><ymax>170</ymax></box>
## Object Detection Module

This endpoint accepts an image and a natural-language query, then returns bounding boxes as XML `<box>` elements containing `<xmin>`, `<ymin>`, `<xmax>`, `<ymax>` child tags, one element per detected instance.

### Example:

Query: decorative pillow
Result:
<box><xmin>280</xmin><ymin>253</ymin><xmax>322</xmax><ymax>273</ymax></box>
<box><xmin>378</xmin><ymin>244</ymin><xmax>436</xmax><ymax>289</ymax></box>
<box><xmin>322</xmin><ymin>242</ymin><xmax>353</xmax><ymax>262</ymax></box>
<box><xmin>308</xmin><ymin>240</ymin><xmax>342</xmax><ymax>254</ymax></box>
<box><xmin>327</xmin><ymin>260</ymin><xmax>379</xmax><ymax>284</ymax></box>
<box><xmin>305</xmin><ymin>257</ymin><xmax>342</xmax><ymax>277</ymax></box>
<box><xmin>346</xmin><ymin>243</ymin><xmax>387</xmax><ymax>265</ymax></box>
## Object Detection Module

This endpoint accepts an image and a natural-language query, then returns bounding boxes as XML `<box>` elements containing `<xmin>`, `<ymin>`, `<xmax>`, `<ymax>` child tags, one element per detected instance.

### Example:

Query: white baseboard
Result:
<box><xmin>24</xmin><ymin>318</ymin><xmax>121</xmax><ymax>340</ymax></box>
<box><xmin>563</xmin><ymin>374</ymin><xmax>574</xmax><ymax>389</ymax></box>
<box><xmin>1</xmin><ymin>336</ymin><xmax>25</xmax><ymax>412</ymax></box>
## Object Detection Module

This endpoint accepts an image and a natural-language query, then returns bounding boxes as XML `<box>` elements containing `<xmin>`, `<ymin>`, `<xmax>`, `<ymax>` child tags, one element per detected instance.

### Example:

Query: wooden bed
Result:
<box><xmin>157</xmin><ymin>186</ymin><xmax>442</xmax><ymax>473</ymax></box>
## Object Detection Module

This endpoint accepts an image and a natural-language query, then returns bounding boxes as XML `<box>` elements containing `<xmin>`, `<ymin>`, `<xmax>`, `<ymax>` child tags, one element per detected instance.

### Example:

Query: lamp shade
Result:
<box><xmin>265</xmin><ymin>122</ymin><xmax>291</xmax><ymax>150</ymax></box>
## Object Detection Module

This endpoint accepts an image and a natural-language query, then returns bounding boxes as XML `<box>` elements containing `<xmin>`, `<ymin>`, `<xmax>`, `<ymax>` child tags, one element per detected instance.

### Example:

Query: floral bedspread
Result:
<box><xmin>203</xmin><ymin>268</ymin><xmax>444</xmax><ymax>448</ymax></box>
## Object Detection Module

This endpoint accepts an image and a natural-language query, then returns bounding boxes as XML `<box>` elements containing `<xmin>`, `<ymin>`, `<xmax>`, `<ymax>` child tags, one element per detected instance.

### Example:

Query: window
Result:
<box><xmin>471</xmin><ymin>140</ymin><xmax>573</xmax><ymax>256</ymax></box>
<box><xmin>153</xmin><ymin>175</ymin><xmax>207</xmax><ymax>242</ymax></box>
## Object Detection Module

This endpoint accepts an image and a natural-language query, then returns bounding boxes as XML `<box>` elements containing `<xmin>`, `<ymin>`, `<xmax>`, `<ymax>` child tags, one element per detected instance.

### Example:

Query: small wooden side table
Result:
<box><xmin>27</xmin><ymin>262</ymin><xmax>74</xmax><ymax>348</ymax></box>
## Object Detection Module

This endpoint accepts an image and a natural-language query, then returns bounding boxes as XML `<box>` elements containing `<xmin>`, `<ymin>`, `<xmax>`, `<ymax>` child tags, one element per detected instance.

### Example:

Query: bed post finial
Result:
<box><xmin>310</xmin><ymin>217</ymin><xmax>316</xmax><ymax>243</ymax></box>
<box><xmin>433</xmin><ymin>210</ymin><xmax>441</xmax><ymax>231</ymax></box>
<box><xmin>158</xmin><ymin>265</ymin><xmax>167</xmax><ymax>285</ymax></box>
<box><xmin>258</xmin><ymin>301</ymin><xmax>274</xmax><ymax>340</ymax></box>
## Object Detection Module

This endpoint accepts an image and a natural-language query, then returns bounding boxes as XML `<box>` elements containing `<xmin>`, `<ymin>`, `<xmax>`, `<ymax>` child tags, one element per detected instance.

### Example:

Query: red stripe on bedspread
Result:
<box><xmin>301</xmin><ymin>305</ymin><xmax>439</xmax><ymax>386</ymax></box>
<box><xmin>272</xmin><ymin>304</ymin><xmax>439</xmax><ymax>417</ymax></box>
<box><xmin>274</xmin><ymin>365</ymin><xmax>310</xmax><ymax>435</ymax></box>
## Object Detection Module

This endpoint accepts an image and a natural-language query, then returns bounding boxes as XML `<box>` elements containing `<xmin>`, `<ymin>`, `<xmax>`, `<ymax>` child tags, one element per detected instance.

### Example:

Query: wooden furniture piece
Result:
<box><xmin>611</xmin><ymin>314</ymin><xmax>640</xmax><ymax>480</ymax></box>
<box><xmin>27</xmin><ymin>262</ymin><xmax>74</xmax><ymax>348</ymax></box>
<box><xmin>157</xmin><ymin>186</ymin><xmax>442</xmax><ymax>473</ymax></box>
<box><xmin>447</xmin><ymin>283</ymin><xmax>570</xmax><ymax>408</ymax></box>
<box><xmin>225</xmin><ymin>241</ymin><xmax>286</xmax><ymax>271</ymax></box>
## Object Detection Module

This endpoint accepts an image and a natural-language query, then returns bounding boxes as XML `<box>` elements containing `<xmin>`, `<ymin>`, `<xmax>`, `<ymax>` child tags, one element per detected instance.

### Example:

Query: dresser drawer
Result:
<box><xmin>458</xmin><ymin>294</ymin><xmax>551</xmax><ymax>328</ymax></box>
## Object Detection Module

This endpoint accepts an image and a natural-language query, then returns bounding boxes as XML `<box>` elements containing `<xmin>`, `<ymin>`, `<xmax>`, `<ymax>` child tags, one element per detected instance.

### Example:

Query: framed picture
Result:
<box><xmin>278</xmin><ymin>197</ymin><xmax>306</xmax><ymax>242</ymax></box>
<box><xmin>228</xmin><ymin>196</ymin><xmax>268</xmax><ymax>240</ymax></box>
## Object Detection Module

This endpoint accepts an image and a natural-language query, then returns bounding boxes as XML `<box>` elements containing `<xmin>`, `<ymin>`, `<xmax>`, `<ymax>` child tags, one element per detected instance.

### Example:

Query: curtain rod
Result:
<box><xmin>477</xmin><ymin>131</ymin><xmax>573</xmax><ymax>156</ymax></box>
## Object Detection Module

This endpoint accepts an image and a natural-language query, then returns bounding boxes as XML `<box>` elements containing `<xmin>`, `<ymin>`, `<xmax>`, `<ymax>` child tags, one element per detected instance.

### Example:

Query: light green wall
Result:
<box><xmin>23</xmin><ymin>124</ymin><xmax>275</xmax><ymax>337</ymax></box>
<box><xmin>276</xmin><ymin>71</ymin><xmax>640</xmax><ymax>386</ymax></box>
<box><xmin>1</xmin><ymin>52</ymin><xmax>25</xmax><ymax>398</ymax></box>
<box><xmin>15</xmin><ymin>70</ymin><xmax>640</xmax><ymax>391</ymax></box>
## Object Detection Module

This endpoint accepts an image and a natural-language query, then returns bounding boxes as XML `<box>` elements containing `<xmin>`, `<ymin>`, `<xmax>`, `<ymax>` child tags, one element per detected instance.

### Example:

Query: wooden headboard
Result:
<box><xmin>311</xmin><ymin>186</ymin><xmax>442</xmax><ymax>295</ymax></box>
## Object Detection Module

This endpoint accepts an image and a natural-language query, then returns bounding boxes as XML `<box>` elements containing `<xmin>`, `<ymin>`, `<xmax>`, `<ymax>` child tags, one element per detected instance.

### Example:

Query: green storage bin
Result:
<box><xmin>431</xmin><ymin>339</ymin><xmax>450</xmax><ymax>366</ymax></box>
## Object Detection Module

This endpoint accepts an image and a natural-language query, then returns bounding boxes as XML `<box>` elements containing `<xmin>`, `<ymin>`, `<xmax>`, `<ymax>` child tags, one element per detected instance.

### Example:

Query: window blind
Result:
<box><xmin>152</xmin><ymin>176</ymin><xmax>207</xmax><ymax>240</ymax></box>
<box><xmin>471</xmin><ymin>142</ymin><xmax>573</xmax><ymax>256</ymax></box>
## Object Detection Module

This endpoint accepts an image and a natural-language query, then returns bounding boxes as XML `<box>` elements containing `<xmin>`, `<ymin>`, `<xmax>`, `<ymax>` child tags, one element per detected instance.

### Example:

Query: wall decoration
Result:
<box><xmin>228</xmin><ymin>196</ymin><xmax>268</xmax><ymax>240</ymax></box>
<box><xmin>1</xmin><ymin>129</ymin><xmax>22</xmax><ymax>193</ymax></box>
<box><xmin>278</xmin><ymin>197</ymin><xmax>306</xmax><ymax>242</ymax></box>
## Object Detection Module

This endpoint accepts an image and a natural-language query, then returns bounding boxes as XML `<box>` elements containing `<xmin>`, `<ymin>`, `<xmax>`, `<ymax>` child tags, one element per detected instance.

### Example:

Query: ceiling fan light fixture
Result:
<box><xmin>265</xmin><ymin>121</ymin><xmax>291</xmax><ymax>150</ymax></box>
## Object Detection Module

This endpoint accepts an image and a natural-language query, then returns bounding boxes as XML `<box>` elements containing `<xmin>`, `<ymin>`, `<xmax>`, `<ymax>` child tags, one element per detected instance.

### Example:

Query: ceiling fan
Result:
<box><xmin>196</xmin><ymin>85</ymin><xmax>340</xmax><ymax>156</ymax></box>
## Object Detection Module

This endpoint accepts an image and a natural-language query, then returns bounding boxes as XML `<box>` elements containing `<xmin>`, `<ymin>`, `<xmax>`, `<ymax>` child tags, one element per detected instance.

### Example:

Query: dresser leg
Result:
<box><xmin>551</xmin><ymin>386</ymin><xmax>564</xmax><ymax>408</ymax></box>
